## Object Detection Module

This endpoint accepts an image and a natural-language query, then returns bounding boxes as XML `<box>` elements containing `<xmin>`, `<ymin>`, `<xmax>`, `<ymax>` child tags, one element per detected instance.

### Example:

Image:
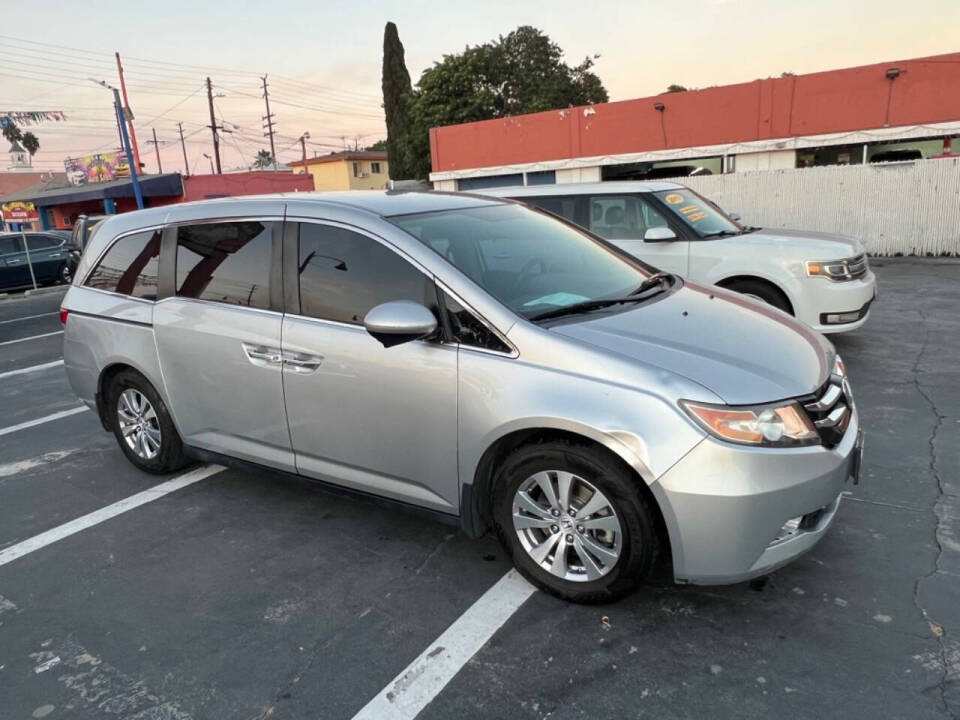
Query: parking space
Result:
<box><xmin>0</xmin><ymin>261</ymin><xmax>958</xmax><ymax>719</ymax></box>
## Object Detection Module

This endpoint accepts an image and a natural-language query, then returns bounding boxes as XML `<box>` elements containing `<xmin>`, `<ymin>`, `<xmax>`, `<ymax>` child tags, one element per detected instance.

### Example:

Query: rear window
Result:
<box><xmin>85</xmin><ymin>230</ymin><xmax>161</xmax><ymax>299</ymax></box>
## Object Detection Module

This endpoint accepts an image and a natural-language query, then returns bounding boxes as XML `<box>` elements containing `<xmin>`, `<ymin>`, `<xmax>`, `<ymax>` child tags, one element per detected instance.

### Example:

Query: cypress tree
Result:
<box><xmin>381</xmin><ymin>22</ymin><xmax>413</xmax><ymax>180</ymax></box>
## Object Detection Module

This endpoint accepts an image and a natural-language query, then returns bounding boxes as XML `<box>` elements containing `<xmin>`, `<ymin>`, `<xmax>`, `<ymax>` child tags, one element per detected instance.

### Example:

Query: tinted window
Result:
<box><xmin>298</xmin><ymin>223</ymin><xmax>434</xmax><ymax>324</ymax></box>
<box><xmin>443</xmin><ymin>293</ymin><xmax>510</xmax><ymax>353</ymax></box>
<box><xmin>525</xmin><ymin>196</ymin><xmax>578</xmax><ymax>224</ymax></box>
<box><xmin>588</xmin><ymin>195</ymin><xmax>669</xmax><ymax>240</ymax></box>
<box><xmin>26</xmin><ymin>234</ymin><xmax>60</xmax><ymax>250</ymax></box>
<box><xmin>85</xmin><ymin>230</ymin><xmax>161</xmax><ymax>299</ymax></box>
<box><xmin>0</xmin><ymin>236</ymin><xmax>23</xmax><ymax>254</ymax></box>
<box><xmin>175</xmin><ymin>221</ymin><xmax>272</xmax><ymax>309</ymax></box>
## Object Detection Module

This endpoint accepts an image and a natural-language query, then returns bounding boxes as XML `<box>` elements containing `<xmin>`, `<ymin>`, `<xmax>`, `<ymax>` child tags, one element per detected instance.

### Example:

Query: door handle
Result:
<box><xmin>282</xmin><ymin>352</ymin><xmax>323</xmax><ymax>374</ymax></box>
<box><xmin>242</xmin><ymin>343</ymin><xmax>283</xmax><ymax>368</ymax></box>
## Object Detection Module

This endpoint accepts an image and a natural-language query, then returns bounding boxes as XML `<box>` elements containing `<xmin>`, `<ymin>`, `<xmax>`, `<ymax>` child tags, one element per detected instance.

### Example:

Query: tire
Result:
<box><xmin>492</xmin><ymin>440</ymin><xmax>659</xmax><ymax>603</ymax></box>
<box><xmin>725</xmin><ymin>279</ymin><xmax>792</xmax><ymax>314</ymax></box>
<box><xmin>58</xmin><ymin>262</ymin><xmax>74</xmax><ymax>285</ymax></box>
<box><xmin>106</xmin><ymin>370</ymin><xmax>191</xmax><ymax>474</ymax></box>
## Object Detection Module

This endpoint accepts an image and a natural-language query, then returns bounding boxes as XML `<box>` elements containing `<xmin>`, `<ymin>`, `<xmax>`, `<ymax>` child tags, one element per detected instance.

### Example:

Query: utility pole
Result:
<box><xmin>149</xmin><ymin>128</ymin><xmax>163</xmax><ymax>173</ymax></box>
<box><xmin>300</xmin><ymin>135</ymin><xmax>308</xmax><ymax>167</ymax></box>
<box><xmin>205</xmin><ymin>77</ymin><xmax>222</xmax><ymax>174</ymax></box>
<box><xmin>115</xmin><ymin>52</ymin><xmax>142</xmax><ymax>172</ymax></box>
<box><xmin>261</xmin><ymin>74</ymin><xmax>277</xmax><ymax>169</ymax></box>
<box><xmin>178</xmin><ymin>122</ymin><xmax>189</xmax><ymax>176</ymax></box>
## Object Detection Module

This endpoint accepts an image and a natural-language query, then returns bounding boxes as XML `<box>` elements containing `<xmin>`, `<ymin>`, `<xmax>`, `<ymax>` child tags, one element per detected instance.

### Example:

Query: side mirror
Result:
<box><xmin>364</xmin><ymin>300</ymin><xmax>438</xmax><ymax>348</ymax></box>
<box><xmin>728</xmin><ymin>212</ymin><xmax>741</xmax><ymax>222</ymax></box>
<box><xmin>643</xmin><ymin>227</ymin><xmax>677</xmax><ymax>243</ymax></box>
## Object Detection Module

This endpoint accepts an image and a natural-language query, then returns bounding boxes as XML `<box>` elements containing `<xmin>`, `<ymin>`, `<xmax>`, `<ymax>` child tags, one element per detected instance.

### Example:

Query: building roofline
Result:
<box><xmin>288</xmin><ymin>150</ymin><xmax>388</xmax><ymax>168</ymax></box>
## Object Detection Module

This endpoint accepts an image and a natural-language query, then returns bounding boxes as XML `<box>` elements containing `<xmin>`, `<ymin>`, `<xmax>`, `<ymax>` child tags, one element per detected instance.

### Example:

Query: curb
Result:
<box><xmin>24</xmin><ymin>286</ymin><xmax>69</xmax><ymax>298</ymax></box>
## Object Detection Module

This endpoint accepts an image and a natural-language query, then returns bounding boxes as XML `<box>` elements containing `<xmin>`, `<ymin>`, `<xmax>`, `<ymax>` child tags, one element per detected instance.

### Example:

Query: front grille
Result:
<box><xmin>846</xmin><ymin>253</ymin><xmax>868</xmax><ymax>280</ymax></box>
<box><xmin>801</xmin><ymin>375</ymin><xmax>852</xmax><ymax>448</ymax></box>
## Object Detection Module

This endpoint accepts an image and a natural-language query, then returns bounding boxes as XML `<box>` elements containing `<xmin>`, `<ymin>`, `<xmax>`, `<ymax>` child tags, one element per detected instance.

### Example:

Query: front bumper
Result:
<box><xmin>795</xmin><ymin>270</ymin><xmax>877</xmax><ymax>334</ymax></box>
<box><xmin>651</xmin><ymin>409</ymin><xmax>860</xmax><ymax>585</ymax></box>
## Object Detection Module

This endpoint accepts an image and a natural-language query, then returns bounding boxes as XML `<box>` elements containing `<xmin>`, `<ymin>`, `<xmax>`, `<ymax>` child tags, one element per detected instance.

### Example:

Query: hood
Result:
<box><xmin>739</xmin><ymin>228</ymin><xmax>864</xmax><ymax>259</ymax></box>
<box><xmin>551</xmin><ymin>283</ymin><xmax>834</xmax><ymax>405</ymax></box>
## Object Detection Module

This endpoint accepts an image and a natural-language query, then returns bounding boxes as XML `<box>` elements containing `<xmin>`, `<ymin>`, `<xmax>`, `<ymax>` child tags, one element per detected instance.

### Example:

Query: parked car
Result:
<box><xmin>483</xmin><ymin>182</ymin><xmax>877</xmax><ymax>333</ymax></box>
<box><xmin>61</xmin><ymin>192</ymin><xmax>862</xmax><ymax>602</ymax></box>
<box><xmin>71</xmin><ymin>213</ymin><xmax>107</xmax><ymax>251</ymax></box>
<box><xmin>0</xmin><ymin>231</ymin><xmax>81</xmax><ymax>291</ymax></box>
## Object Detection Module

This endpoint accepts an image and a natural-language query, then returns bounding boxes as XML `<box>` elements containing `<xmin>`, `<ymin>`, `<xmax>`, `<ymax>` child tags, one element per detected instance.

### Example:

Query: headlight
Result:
<box><xmin>806</xmin><ymin>260</ymin><xmax>850</xmax><ymax>279</ymax></box>
<box><xmin>681</xmin><ymin>399</ymin><xmax>820</xmax><ymax>447</ymax></box>
<box><xmin>806</xmin><ymin>255</ymin><xmax>867</xmax><ymax>281</ymax></box>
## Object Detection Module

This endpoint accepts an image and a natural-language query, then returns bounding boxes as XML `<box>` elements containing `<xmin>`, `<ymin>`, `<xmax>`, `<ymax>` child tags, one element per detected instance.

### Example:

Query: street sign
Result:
<box><xmin>1</xmin><ymin>200</ymin><xmax>39</xmax><ymax>222</ymax></box>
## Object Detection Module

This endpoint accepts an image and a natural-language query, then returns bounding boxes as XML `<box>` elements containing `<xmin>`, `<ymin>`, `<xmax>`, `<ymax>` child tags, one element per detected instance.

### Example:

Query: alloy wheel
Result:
<box><xmin>117</xmin><ymin>389</ymin><xmax>162</xmax><ymax>460</ymax></box>
<box><xmin>511</xmin><ymin>470</ymin><xmax>623</xmax><ymax>582</ymax></box>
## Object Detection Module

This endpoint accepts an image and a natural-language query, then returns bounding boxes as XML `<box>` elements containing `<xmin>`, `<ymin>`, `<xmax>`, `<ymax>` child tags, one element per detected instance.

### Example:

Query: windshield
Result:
<box><xmin>390</xmin><ymin>204</ymin><xmax>654</xmax><ymax>319</ymax></box>
<box><xmin>654</xmin><ymin>189</ymin><xmax>742</xmax><ymax>237</ymax></box>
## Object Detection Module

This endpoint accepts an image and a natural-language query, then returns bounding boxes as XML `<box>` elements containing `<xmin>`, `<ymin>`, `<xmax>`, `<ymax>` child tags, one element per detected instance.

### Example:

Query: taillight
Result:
<box><xmin>59</xmin><ymin>308</ymin><xmax>69</xmax><ymax>325</ymax></box>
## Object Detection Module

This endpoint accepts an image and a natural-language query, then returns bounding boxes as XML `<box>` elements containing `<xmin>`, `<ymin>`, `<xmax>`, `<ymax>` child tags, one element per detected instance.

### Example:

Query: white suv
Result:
<box><xmin>486</xmin><ymin>182</ymin><xmax>877</xmax><ymax>333</ymax></box>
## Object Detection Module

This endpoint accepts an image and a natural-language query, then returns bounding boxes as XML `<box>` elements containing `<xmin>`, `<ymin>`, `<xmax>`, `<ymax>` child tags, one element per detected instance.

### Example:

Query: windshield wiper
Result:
<box><xmin>631</xmin><ymin>271</ymin><xmax>674</xmax><ymax>295</ymax></box>
<box><xmin>700</xmin><ymin>229</ymin><xmax>741</xmax><ymax>238</ymax></box>
<box><xmin>529</xmin><ymin>277</ymin><xmax>673</xmax><ymax>322</ymax></box>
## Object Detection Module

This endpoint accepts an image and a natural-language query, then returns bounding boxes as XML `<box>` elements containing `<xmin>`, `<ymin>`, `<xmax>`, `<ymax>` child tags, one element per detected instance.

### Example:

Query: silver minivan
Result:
<box><xmin>61</xmin><ymin>192</ymin><xmax>862</xmax><ymax>602</ymax></box>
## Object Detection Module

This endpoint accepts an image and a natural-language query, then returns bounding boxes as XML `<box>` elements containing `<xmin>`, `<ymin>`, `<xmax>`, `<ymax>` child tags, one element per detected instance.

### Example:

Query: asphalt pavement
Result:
<box><xmin>0</xmin><ymin>260</ymin><xmax>957</xmax><ymax>720</ymax></box>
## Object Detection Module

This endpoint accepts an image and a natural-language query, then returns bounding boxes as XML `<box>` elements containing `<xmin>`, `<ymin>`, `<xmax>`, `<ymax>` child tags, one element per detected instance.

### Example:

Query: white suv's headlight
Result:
<box><xmin>681</xmin><ymin>399</ymin><xmax>820</xmax><ymax>447</ymax></box>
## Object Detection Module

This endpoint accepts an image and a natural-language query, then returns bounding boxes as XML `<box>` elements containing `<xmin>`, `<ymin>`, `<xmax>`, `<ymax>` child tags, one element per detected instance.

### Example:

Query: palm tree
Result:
<box><xmin>253</xmin><ymin>149</ymin><xmax>275</xmax><ymax>169</ymax></box>
<box><xmin>21</xmin><ymin>132</ymin><xmax>39</xmax><ymax>156</ymax></box>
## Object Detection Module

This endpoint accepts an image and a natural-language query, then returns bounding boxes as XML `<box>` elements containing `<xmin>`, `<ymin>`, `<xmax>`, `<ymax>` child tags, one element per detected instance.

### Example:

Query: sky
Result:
<box><xmin>3</xmin><ymin>0</ymin><xmax>959</xmax><ymax>175</ymax></box>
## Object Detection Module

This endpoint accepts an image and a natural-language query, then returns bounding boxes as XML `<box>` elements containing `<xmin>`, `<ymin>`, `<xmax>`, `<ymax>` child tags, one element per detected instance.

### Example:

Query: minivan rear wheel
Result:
<box><xmin>493</xmin><ymin>441</ymin><xmax>658</xmax><ymax>603</ymax></box>
<box><xmin>107</xmin><ymin>370</ymin><xmax>191</xmax><ymax>474</ymax></box>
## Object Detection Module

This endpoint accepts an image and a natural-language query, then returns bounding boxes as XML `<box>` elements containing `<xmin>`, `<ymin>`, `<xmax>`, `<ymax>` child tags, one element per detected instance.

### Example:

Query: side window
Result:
<box><xmin>175</xmin><ymin>221</ymin><xmax>272</xmax><ymax>309</ymax></box>
<box><xmin>443</xmin><ymin>293</ymin><xmax>510</xmax><ymax>353</ymax></box>
<box><xmin>0</xmin><ymin>236</ymin><xmax>24</xmax><ymax>254</ymax></box>
<box><xmin>26</xmin><ymin>234</ymin><xmax>59</xmax><ymax>251</ymax></box>
<box><xmin>85</xmin><ymin>230</ymin><xmax>161</xmax><ymax>299</ymax></box>
<box><xmin>525</xmin><ymin>196</ymin><xmax>578</xmax><ymax>224</ymax></box>
<box><xmin>589</xmin><ymin>195</ymin><xmax>669</xmax><ymax>239</ymax></box>
<box><xmin>297</xmin><ymin>223</ymin><xmax>435</xmax><ymax>325</ymax></box>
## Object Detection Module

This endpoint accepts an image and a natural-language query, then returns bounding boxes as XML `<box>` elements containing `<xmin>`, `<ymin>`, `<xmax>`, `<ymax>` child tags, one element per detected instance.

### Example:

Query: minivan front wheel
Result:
<box><xmin>493</xmin><ymin>441</ymin><xmax>658</xmax><ymax>603</ymax></box>
<box><xmin>107</xmin><ymin>370</ymin><xmax>190</xmax><ymax>474</ymax></box>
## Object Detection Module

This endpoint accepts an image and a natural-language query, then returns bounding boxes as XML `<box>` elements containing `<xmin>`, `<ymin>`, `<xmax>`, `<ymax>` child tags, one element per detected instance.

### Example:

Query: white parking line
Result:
<box><xmin>352</xmin><ymin>569</ymin><xmax>536</xmax><ymax>720</ymax></box>
<box><xmin>0</xmin><ymin>330</ymin><xmax>63</xmax><ymax>347</ymax></box>
<box><xmin>0</xmin><ymin>360</ymin><xmax>64</xmax><ymax>380</ymax></box>
<box><xmin>0</xmin><ymin>312</ymin><xmax>58</xmax><ymax>325</ymax></box>
<box><xmin>0</xmin><ymin>407</ymin><xmax>89</xmax><ymax>437</ymax></box>
<box><xmin>0</xmin><ymin>465</ymin><xmax>225</xmax><ymax>568</ymax></box>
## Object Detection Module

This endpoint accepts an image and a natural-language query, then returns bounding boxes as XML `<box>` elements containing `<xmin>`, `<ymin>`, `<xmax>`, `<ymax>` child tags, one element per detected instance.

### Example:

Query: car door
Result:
<box><xmin>25</xmin><ymin>233</ymin><xmax>63</xmax><ymax>283</ymax></box>
<box><xmin>152</xmin><ymin>217</ymin><xmax>295</xmax><ymax>472</ymax></box>
<box><xmin>586</xmin><ymin>195</ymin><xmax>690</xmax><ymax>276</ymax></box>
<box><xmin>280</xmin><ymin>220</ymin><xmax>459</xmax><ymax>512</ymax></box>
<box><xmin>0</xmin><ymin>235</ymin><xmax>29</xmax><ymax>288</ymax></box>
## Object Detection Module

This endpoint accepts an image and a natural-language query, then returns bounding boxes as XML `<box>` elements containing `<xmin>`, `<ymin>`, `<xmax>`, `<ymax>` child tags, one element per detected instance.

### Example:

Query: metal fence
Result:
<box><xmin>676</xmin><ymin>157</ymin><xmax>960</xmax><ymax>256</ymax></box>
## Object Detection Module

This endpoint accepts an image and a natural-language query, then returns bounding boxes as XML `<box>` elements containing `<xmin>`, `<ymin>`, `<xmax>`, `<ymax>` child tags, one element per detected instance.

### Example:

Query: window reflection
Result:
<box><xmin>175</xmin><ymin>222</ymin><xmax>271</xmax><ymax>309</ymax></box>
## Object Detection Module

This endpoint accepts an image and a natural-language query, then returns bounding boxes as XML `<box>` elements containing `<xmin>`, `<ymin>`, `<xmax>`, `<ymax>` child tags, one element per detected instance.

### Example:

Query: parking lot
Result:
<box><xmin>0</xmin><ymin>259</ymin><xmax>957</xmax><ymax>720</ymax></box>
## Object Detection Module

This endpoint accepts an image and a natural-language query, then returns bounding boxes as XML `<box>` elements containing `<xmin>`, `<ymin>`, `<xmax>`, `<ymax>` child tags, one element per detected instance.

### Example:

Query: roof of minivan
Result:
<box><xmin>479</xmin><ymin>181</ymin><xmax>685</xmax><ymax>198</ymax></box>
<box><xmin>278</xmin><ymin>190</ymin><xmax>504</xmax><ymax>216</ymax></box>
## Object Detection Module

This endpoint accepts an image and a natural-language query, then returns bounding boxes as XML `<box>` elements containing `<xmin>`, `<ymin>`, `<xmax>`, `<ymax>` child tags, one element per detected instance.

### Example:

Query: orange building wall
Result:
<box><xmin>430</xmin><ymin>52</ymin><xmax>960</xmax><ymax>173</ymax></box>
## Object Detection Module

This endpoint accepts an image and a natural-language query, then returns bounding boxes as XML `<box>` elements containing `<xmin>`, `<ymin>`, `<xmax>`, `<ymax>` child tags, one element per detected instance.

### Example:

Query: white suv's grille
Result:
<box><xmin>846</xmin><ymin>254</ymin><xmax>868</xmax><ymax>280</ymax></box>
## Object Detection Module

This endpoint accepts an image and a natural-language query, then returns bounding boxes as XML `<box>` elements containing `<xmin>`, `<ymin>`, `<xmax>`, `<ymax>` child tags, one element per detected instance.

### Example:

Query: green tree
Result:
<box><xmin>365</xmin><ymin>139</ymin><xmax>387</xmax><ymax>151</ymax></box>
<box><xmin>2</xmin><ymin>120</ymin><xmax>22</xmax><ymax>145</ymax></box>
<box><xmin>382</xmin><ymin>21</ymin><xmax>414</xmax><ymax>179</ymax></box>
<box><xmin>21</xmin><ymin>132</ymin><xmax>39</xmax><ymax>156</ymax></box>
<box><xmin>253</xmin><ymin>149</ymin><xmax>274</xmax><ymax>168</ymax></box>
<box><xmin>401</xmin><ymin>26</ymin><xmax>609</xmax><ymax>178</ymax></box>
<box><xmin>665</xmin><ymin>84</ymin><xmax>688</xmax><ymax>93</ymax></box>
